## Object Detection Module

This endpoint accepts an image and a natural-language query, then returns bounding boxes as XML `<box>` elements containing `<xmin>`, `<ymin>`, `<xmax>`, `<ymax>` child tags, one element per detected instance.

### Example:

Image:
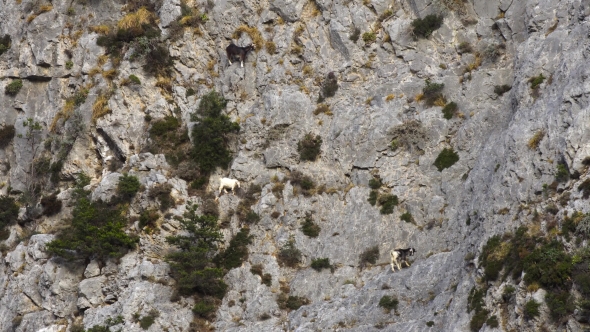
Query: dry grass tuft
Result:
<box><xmin>386</xmin><ymin>94</ymin><xmax>395</xmax><ymax>101</ymax></box>
<box><xmin>118</xmin><ymin>7</ymin><xmax>154</xmax><ymax>30</ymax></box>
<box><xmin>102</xmin><ymin>69</ymin><xmax>118</xmax><ymax>80</ymax></box>
<box><xmin>39</xmin><ymin>4</ymin><xmax>53</xmax><ymax>13</ymax></box>
<box><xmin>89</xmin><ymin>25</ymin><xmax>110</xmax><ymax>35</ymax></box>
<box><xmin>265</xmin><ymin>40</ymin><xmax>276</xmax><ymax>54</ymax></box>
<box><xmin>433</xmin><ymin>96</ymin><xmax>447</xmax><ymax>107</ymax></box>
<box><xmin>26</xmin><ymin>15</ymin><xmax>38</xmax><ymax>23</ymax></box>
<box><xmin>415</xmin><ymin>93</ymin><xmax>424</xmax><ymax>102</ymax></box>
<box><xmin>528</xmin><ymin>130</ymin><xmax>545</xmax><ymax>150</ymax></box>
<box><xmin>92</xmin><ymin>93</ymin><xmax>112</xmax><ymax>122</ymax></box>
<box><xmin>233</xmin><ymin>25</ymin><xmax>264</xmax><ymax>50</ymax></box>
<box><xmin>155</xmin><ymin>77</ymin><xmax>173</xmax><ymax>92</ymax></box>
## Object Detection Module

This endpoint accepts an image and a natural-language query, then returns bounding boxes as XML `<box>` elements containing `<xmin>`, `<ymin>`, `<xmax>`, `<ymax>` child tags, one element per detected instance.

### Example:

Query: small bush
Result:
<box><xmin>524</xmin><ymin>299</ymin><xmax>541</xmax><ymax>319</ymax></box>
<box><xmin>278</xmin><ymin>240</ymin><xmax>301</xmax><ymax>268</ymax></box>
<box><xmin>502</xmin><ymin>285</ymin><xmax>516</xmax><ymax>302</ymax></box>
<box><xmin>360</xmin><ymin>245</ymin><xmax>379</xmax><ymax>267</ymax></box>
<box><xmin>350</xmin><ymin>27</ymin><xmax>360</xmax><ymax>42</ymax></box>
<box><xmin>529</xmin><ymin>74</ymin><xmax>546</xmax><ymax>89</ymax></box>
<box><xmin>494</xmin><ymin>84</ymin><xmax>511</xmax><ymax>96</ymax></box>
<box><xmin>214</xmin><ymin>228</ymin><xmax>252</xmax><ymax>270</ymax></box>
<box><xmin>555</xmin><ymin>163</ymin><xmax>569</xmax><ymax>182</ymax></box>
<box><xmin>422</xmin><ymin>79</ymin><xmax>445</xmax><ymax>106</ymax></box>
<box><xmin>545</xmin><ymin>290</ymin><xmax>574</xmax><ymax>320</ymax></box>
<box><xmin>0</xmin><ymin>125</ymin><xmax>16</xmax><ymax>148</ymax></box>
<box><xmin>278</xmin><ymin>294</ymin><xmax>309</xmax><ymax>310</ymax></box>
<box><xmin>457</xmin><ymin>42</ymin><xmax>472</xmax><ymax>53</ymax></box>
<box><xmin>318</xmin><ymin>72</ymin><xmax>338</xmax><ymax>102</ymax></box>
<box><xmin>441</xmin><ymin>102</ymin><xmax>458</xmax><ymax>120</ymax></box>
<box><xmin>138</xmin><ymin>309</ymin><xmax>159</xmax><ymax>330</ymax></box>
<box><xmin>192</xmin><ymin>299</ymin><xmax>216</xmax><ymax>318</ymax></box>
<box><xmin>486</xmin><ymin>315</ymin><xmax>499</xmax><ymax>328</ymax></box>
<box><xmin>433</xmin><ymin>148</ymin><xmax>459</xmax><ymax>171</ymax></box>
<box><xmin>298</xmin><ymin>133</ymin><xmax>322</xmax><ymax>162</ymax></box>
<box><xmin>129</xmin><ymin>74</ymin><xmax>141</xmax><ymax>85</ymax></box>
<box><xmin>311</xmin><ymin>257</ymin><xmax>331</xmax><ymax>271</ymax></box>
<box><xmin>369</xmin><ymin>177</ymin><xmax>382</xmax><ymax>189</ymax></box>
<box><xmin>426</xmin><ymin>321</ymin><xmax>434</xmax><ymax>327</ymax></box>
<box><xmin>578</xmin><ymin>179</ymin><xmax>590</xmax><ymax>198</ymax></box>
<box><xmin>0</xmin><ymin>196</ymin><xmax>19</xmax><ymax>239</ymax></box>
<box><xmin>65</xmin><ymin>61</ymin><xmax>73</xmax><ymax>70</ymax></box>
<box><xmin>368</xmin><ymin>190</ymin><xmax>378</xmax><ymax>206</ymax></box>
<box><xmin>301</xmin><ymin>214</ymin><xmax>320</xmax><ymax>237</ymax></box>
<box><xmin>378</xmin><ymin>194</ymin><xmax>398</xmax><ymax>215</ymax></box>
<box><xmin>528</xmin><ymin>130</ymin><xmax>545</xmax><ymax>150</ymax></box>
<box><xmin>117</xmin><ymin>174</ymin><xmax>141</xmax><ymax>201</ymax></box>
<box><xmin>400</xmin><ymin>212</ymin><xmax>413</xmax><ymax>223</ymax></box>
<box><xmin>362</xmin><ymin>32</ymin><xmax>376</xmax><ymax>44</ymax></box>
<box><xmin>138</xmin><ymin>209</ymin><xmax>159</xmax><ymax>229</ymax></box>
<box><xmin>0</xmin><ymin>35</ymin><xmax>11</xmax><ymax>56</ymax></box>
<box><xmin>5</xmin><ymin>79</ymin><xmax>23</xmax><ymax>96</ymax></box>
<box><xmin>411</xmin><ymin>14</ymin><xmax>444</xmax><ymax>38</ymax></box>
<box><xmin>378</xmin><ymin>295</ymin><xmax>398</xmax><ymax>311</ymax></box>
<box><xmin>40</xmin><ymin>193</ymin><xmax>62</xmax><ymax>216</ymax></box>
<box><xmin>149</xmin><ymin>183</ymin><xmax>174</xmax><ymax>211</ymax></box>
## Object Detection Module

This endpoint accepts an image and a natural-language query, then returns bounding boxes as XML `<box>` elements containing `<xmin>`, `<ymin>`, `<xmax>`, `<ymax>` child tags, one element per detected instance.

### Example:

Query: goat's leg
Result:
<box><xmin>396</xmin><ymin>261</ymin><xmax>402</xmax><ymax>271</ymax></box>
<box><xmin>227</xmin><ymin>51</ymin><xmax>232</xmax><ymax>65</ymax></box>
<box><xmin>390</xmin><ymin>261</ymin><xmax>396</xmax><ymax>272</ymax></box>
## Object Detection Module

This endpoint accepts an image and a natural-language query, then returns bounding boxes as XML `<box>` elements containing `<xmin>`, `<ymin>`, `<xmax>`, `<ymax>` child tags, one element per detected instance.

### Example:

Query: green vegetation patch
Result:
<box><xmin>378</xmin><ymin>194</ymin><xmax>398</xmax><ymax>215</ymax></box>
<box><xmin>298</xmin><ymin>133</ymin><xmax>322</xmax><ymax>162</ymax></box>
<box><xmin>311</xmin><ymin>257</ymin><xmax>331</xmax><ymax>272</ymax></box>
<box><xmin>278</xmin><ymin>240</ymin><xmax>302</xmax><ymax>268</ymax></box>
<box><xmin>359</xmin><ymin>245</ymin><xmax>379</xmax><ymax>267</ymax></box>
<box><xmin>300</xmin><ymin>214</ymin><xmax>320</xmax><ymax>238</ymax></box>
<box><xmin>441</xmin><ymin>102</ymin><xmax>458</xmax><ymax>120</ymax></box>
<box><xmin>117</xmin><ymin>173</ymin><xmax>140</xmax><ymax>201</ymax></box>
<box><xmin>278</xmin><ymin>294</ymin><xmax>310</xmax><ymax>310</ymax></box>
<box><xmin>400</xmin><ymin>212</ymin><xmax>413</xmax><ymax>223</ymax></box>
<box><xmin>368</xmin><ymin>190</ymin><xmax>378</xmax><ymax>206</ymax></box>
<box><xmin>494</xmin><ymin>84</ymin><xmax>511</xmax><ymax>96</ymax></box>
<box><xmin>5</xmin><ymin>79</ymin><xmax>23</xmax><ymax>96</ymax></box>
<box><xmin>422</xmin><ymin>79</ymin><xmax>445</xmax><ymax>106</ymax></box>
<box><xmin>529</xmin><ymin>74</ymin><xmax>546</xmax><ymax>89</ymax></box>
<box><xmin>214</xmin><ymin>228</ymin><xmax>252</xmax><ymax>270</ymax></box>
<box><xmin>411</xmin><ymin>14</ymin><xmax>444</xmax><ymax>38</ymax></box>
<box><xmin>369</xmin><ymin>177</ymin><xmax>382</xmax><ymax>189</ymax></box>
<box><xmin>379</xmin><ymin>295</ymin><xmax>399</xmax><ymax>312</ymax></box>
<box><xmin>362</xmin><ymin>32</ymin><xmax>376</xmax><ymax>44</ymax></box>
<box><xmin>40</xmin><ymin>193</ymin><xmax>62</xmax><ymax>216</ymax></box>
<box><xmin>0</xmin><ymin>125</ymin><xmax>16</xmax><ymax>149</ymax></box>
<box><xmin>46</xmin><ymin>175</ymin><xmax>138</xmax><ymax>261</ymax></box>
<box><xmin>0</xmin><ymin>195</ymin><xmax>19</xmax><ymax>240</ymax></box>
<box><xmin>318</xmin><ymin>72</ymin><xmax>338</xmax><ymax>103</ymax></box>
<box><xmin>433</xmin><ymin>148</ymin><xmax>459</xmax><ymax>171</ymax></box>
<box><xmin>524</xmin><ymin>299</ymin><xmax>541</xmax><ymax>319</ymax></box>
<box><xmin>0</xmin><ymin>35</ymin><xmax>11</xmax><ymax>56</ymax></box>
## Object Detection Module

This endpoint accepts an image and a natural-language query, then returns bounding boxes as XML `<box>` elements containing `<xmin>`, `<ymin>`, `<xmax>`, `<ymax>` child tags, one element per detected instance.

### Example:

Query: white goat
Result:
<box><xmin>219</xmin><ymin>177</ymin><xmax>240</xmax><ymax>195</ymax></box>
<box><xmin>390</xmin><ymin>248</ymin><xmax>416</xmax><ymax>272</ymax></box>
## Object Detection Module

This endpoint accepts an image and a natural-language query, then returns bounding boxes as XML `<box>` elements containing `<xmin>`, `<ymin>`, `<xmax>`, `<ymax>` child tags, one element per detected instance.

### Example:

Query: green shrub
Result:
<box><xmin>349</xmin><ymin>27</ymin><xmax>360</xmax><ymax>42</ymax></box>
<box><xmin>426</xmin><ymin>321</ymin><xmax>434</xmax><ymax>327</ymax></box>
<box><xmin>529</xmin><ymin>74</ymin><xmax>546</xmax><ymax>89</ymax></box>
<box><xmin>441</xmin><ymin>102</ymin><xmax>458</xmax><ymax>120</ymax></box>
<box><xmin>524</xmin><ymin>299</ymin><xmax>541</xmax><ymax>319</ymax></box>
<box><xmin>0</xmin><ymin>195</ymin><xmax>19</xmax><ymax>239</ymax></box>
<box><xmin>237</xmin><ymin>184</ymin><xmax>261</xmax><ymax>223</ymax></box>
<box><xmin>422</xmin><ymin>79</ymin><xmax>445</xmax><ymax>106</ymax></box>
<box><xmin>117</xmin><ymin>173</ymin><xmax>140</xmax><ymax>201</ymax></box>
<box><xmin>186</xmin><ymin>88</ymin><xmax>196</xmax><ymax>97</ymax></box>
<box><xmin>148</xmin><ymin>183</ymin><xmax>173</xmax><ymax>211</ymax></box>
<box><xmin>150</xmin><ymin>116</ymin><xmax>180</xmax><ymax>137</ymax></box>
<box><xmin>5</xmin><ymin>79</ymin><xmax>23</xmax><ymax>96</ymax></box>
<box><xmin>301</xmin><ymin>214</ymin><xmax>320</xmax><ymax>237</ymax></box>
<box><xmin>0</xmin><ymin>35</ymin><xmax>11</xmax><ymax>56</ymax></box>
<box><xmin>494</xmin><ymin>84</ymin><xmax>511</xmax><ymax>96</ymax></box>
<box><xmin>65</xmin><ymin>61</ymin><xmax>73</xmax><ymax>70</ymax></box>
<box><xmin>368</xmin><ymin>190</ymin><xmax>378</xmax><ymax>206</ymax></box>
<box><xmin>245</xmin><ymin>211</ymin><xmax>260</xmax><ymax>224</ymax></box>
<box><xmin>457</xmin><ymin>42</ymin><xmax>472</xmax><ymax>53</ymax></box>
<box><xmin>523</xmin><ymin>241</ymin><xmax>572</xmax><ymax>288</ymax></box>
<box><xmin>138</xmin><ymin>209</ymin><xmax>159</xmax><ymax>229</ymax></box>
<box><xmin>502</xmin><ymin>285</ymin><xmax>516</xmax><ymax>302</ymax></box>
<box><xmin>138</xmin><ymin>309</ymin><xmax>159</xmax><ymax>330</ymax></box>
<box><xmin>479</xmin><ymin>235</ymin><xmax>504</xmax><ymax>281</ymax></box>
<box><xmin>369</xmin><ymin>177</ymin><xmax>382</xmax><ymax>189</ymax></box>
<box><xmin>192</xmin><ymin>299</ymin><xmax>216</xmax><ymax>317</ymax></box>
<box><xmin>433</xmin><ymin>148</ymin><xmax>459</xmax><ymax>171</ymax></box>
<box><xmin>486</xmin><ymin>315</ymin><xmax>499</xmax><ymax>328</ymax></box>
<box><xmin>278</xmin><ymin>240</ymin><xmax>301</xmax><ymax>268</ymax></box>
<box><xmin>165</xmin><ymin>203</ymin><xmax>227</xmax><ymax>298</ymax></box>
<box><xmin>129</xmin><ymin>74</ymin><xmax>141</xmax><ymax>84</ymax></box>
<box><xmin>578</xmin><ymin>178</ymin><xmax>590</xmax><ymax>198</ymax></box>
<box><xmin>545</xmin><ymin>290</ymin><xmax>574</xmax><ymax>320</ymax></box>
<box><xmin>46</xmin><ymin>174</ymin><xmax>138</xmax><ymax>261</ymax></box>
<box><xmin>359</xmin><ymin>245</ymin><xmax>379</xmax><ymax>267</ymax></box>
<box><xmin>191</xmin><ymin>91</ymin><xmax>240</xmax><ymax>174</ymax></box>
<box><xmin>411</xmin><ymin>14</ymin><xmax>444</xmax><ymax>38</ymax></box>
<box><xmin>0</xmin><ymin>125</ymin><xmax>16</xmax><ymax>148</ymax></box>
<box><xmin>555</xmin><ymin>163</ymin><xmax>569</xmax><ymax>182</ymax></box>
<box><xmin>298</xmin><ymin>133</ymin><xmax>322</xmax><ymax>162</ymax></box>
<box><xmin>318</xmin><ymin>72</ymin><xmax>338</xmax><ymax>102</ymax></box>
<box><xmin>40</xmin><ymin>193</ymin><xmax>62</xmax><ymax>216</ymax></box>
<box><xmin>214</xmin><ymin>228</ymin><xmax>252</xmax><ymax>270</ymax></box>
<box><xmin>378</xmin><ymin>295</ymin><xmax>398</xmax><ymax>311</ymax></box>
<box><xmin>362</xmin><ymin>32</ymin><xmax>376</xmax><ymax>44</ymax></box>
<box><xmin>278</xmin><ymin>294</ymin><xmax>309</xmax><ymax>310</ymax></box>
<box><xmin>311</xmin><ymin>257</ymin><xmax>331</xmax><ymax>271</ymax></box>
<box><xmin>378</xmin><ymin>194</ymin><xmax>398</xmax><ymax>215</ymax></box>
<box><xmin>400</xmin><ymin>212</ymin><xmax>413</xmax><ymax>223</ymax></box>
<box><xmin>144</xmin><ymin>45</ymin><xmax>173</xmax><ymax>77</ymax></box>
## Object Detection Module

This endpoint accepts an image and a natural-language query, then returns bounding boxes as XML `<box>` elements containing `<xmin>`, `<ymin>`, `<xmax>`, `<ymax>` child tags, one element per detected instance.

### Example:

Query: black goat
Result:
<box><xmin>226</xmin><ymin>43</ymin><xmax>254</xmax><ymax>68</ymax></box>
<box><xmin>390</xmin><ymin>248</ymin><xmax>416</xmax><ymax>272</ymax></box>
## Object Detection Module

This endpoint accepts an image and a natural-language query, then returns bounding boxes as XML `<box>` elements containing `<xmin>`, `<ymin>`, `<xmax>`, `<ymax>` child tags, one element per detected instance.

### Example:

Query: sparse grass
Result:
<box><xmin>385</xmin><ymin>94</ymin><xmax>395</xmax><ymax>101</ymax></box>
<box><xmin>233</xmin><ymin>25</ymin><xmax>264</xmax><ymax>50</ymax></box>
<box><xmin>379</xmin><ymin>295</ymin><xmax>398</xmax><ymax>312</ymax></box>
<box><xmin>65</xmin><ymin>61</ymin><xmax>73</xmax><ymax>70</ymax></box>
<box><xmin>524</xmin><ymin>300</ymin><xmax>541</xmax><ymax>319</ymax></box>
<box><xmin>265</xmin><ymin>40</ymin><xmax>276</xmax><ymax>54</ymax></box>
<box><xmin>359</xmin><ymin>246</ymin><xmax>379</xmax><ymax>267</ymax></box>
<box><xmin>277</xmin><ymin>294</ymin><xmax>309</xmax><ymax>310</ymax></box>
<box><xmin>528</xmin><ymin>130</ymin><xmax>544</xmax><ymax>150</ymax></box>
<box><xmin>89</xmin><ymin>25</ymin><xmax>110</xmax><ymax>35</ymax></box>
<box><xmin>92</xmin><ymin>91</ymin><xmax>112</xmax><ymax>122</ymax></box>
<box><xmin>278</xmin><ymin>240</ymin><xmax>301</xmax><ymax>268</ymax></box>
<box><xmin>313</xmin><ymin>104</ymin><xmax>333</xmax><ymax>116</ymax></box>
<box><xmin>362</xmin><ymin>32</ymin><xmax>377</xmax><ymax>44</ymax></box>
<box><xmin>118</xmin><ymin>7</ymin><xmax>155</xmax><ymax>31</ymax></box>
<box><xmin>378</xmin><ymin>194</ymin><xmax>398</xmax><ymax>215</ymax></box>
<box><xmin>317</xmin><ymin>72</ymin><xmax>338</xmax><ymax>103</ymax></box>
<box><xmin>311</xmin><ymin>257</ymin><xmax>331</xmax><ymax>271</ymax></box>
<box><xmin>441</xmin><ymin>102</ymin><xmax>458</xmax><ymax>119</ymax></box>
<box><xmin>529</xmin><ymin>74</ymin><xmax>546</xmax><ymax>90</ymax></box>
<box><xmin>458</xmin><ymin>41</ymin><xmax>472</xmax><ymax>53</ymax></box>
<box><xmin>494</xmin><ymin>84</ymin><xmax>511</xmax><ymax>96</ymax></box>
<box><xmin>369</xmin><ymin>177</ymin><xmax>382</xmax><ymax>189</ymax></box>
<box><xmin>422</xmin><ymin>80</ymin><xmax>444</xmax><ymax>107</ymax></box>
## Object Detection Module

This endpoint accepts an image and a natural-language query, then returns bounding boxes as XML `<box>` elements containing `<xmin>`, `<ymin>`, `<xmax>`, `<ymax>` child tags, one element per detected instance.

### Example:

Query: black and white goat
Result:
<box><xmin>390</xmin><ymin>248</ymin><xmax>416</xmax><ymax>272</ymax></box>
<box><xmin>226</xmin><ymin>43</ymin><xmax>254</xmax><ymax>68</ymax></box>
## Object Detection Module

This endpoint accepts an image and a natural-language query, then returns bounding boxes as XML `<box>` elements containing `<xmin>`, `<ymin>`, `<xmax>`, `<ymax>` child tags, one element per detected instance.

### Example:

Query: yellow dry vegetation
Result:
<box><xmin>233</xmin><ymin>25</ymin><xmax>264</xmax><ymax>50</ymax></box>
<box><xmin>302</xmin><ymin>65</ymin><xmax>313</xmax><ymax>76</ymax></box>
<box><xmin>97</xmin><ymin>55</ymin><xmax>109</xmax><ymax>66</ymax></box>
<box><xmin>265</xmin><ymin>40</ymin><xmax>276</xmax><ymax>54</ymax></box>
<box><xmin>39</xmin><ymin>4</ymin><xmax>53</xmax><ymax>13</ymax></box>
<box><xmin>88</xmin><ymin>67</ymin><xmax>101</xmax><ymax>77</ymax></box>
<box><xmin>117</xmin><ymin>7</ymin><xmax>154</xmax><ymax>30</ymax></box>
<box><xmin>89</xmin><ymin>25</ymin><xmax>110</xmax><ymax>35</ymax></box>
<box><xmin>528</xmin><ymin>130</ymin><xmax>545</xmax><ymax>150</ymax></box>
<box><xmin>489</xmin><ymin>242</ymin><xmax>512</xmax><ymax>261</ymax></box>
<box><xmin>385</xmin><ymin>94</ymin><xmax>395</xmax><ymax>101</ymax></box>
<box><xmin>102</xmin><ymin>69</ymin><xmax>118</xmax><ymax>80</ymax></box>
<box><xmin>26</xmin><ymin>15</ymin><xmax>38</xmax><ymax>23</ymax></box>
<box><xmin>433</xmin><ymin>96</ymin><xmax>447</xmax><ymax>107</ymax></box>
<box><xmin>92</xmin><ymin>93</ymin><xmax>112</xmax><ymax>122</ymax></box>
<box><xmin>466</xmin><ymin>53</ymin><xmax>482</xmax><ymax>72</ymax></box>
<box><xmin>415</xmin><ymin>93</ymin><xmax>424</xmax><ymax>102</ymax></box>
<box><xmin>155</xmin><ymin>76</ymin><xmax>172</xmax><ymax>92</ymax></box>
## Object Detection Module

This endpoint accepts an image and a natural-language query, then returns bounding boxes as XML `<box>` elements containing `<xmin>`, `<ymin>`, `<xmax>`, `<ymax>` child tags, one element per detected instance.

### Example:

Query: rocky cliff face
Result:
<box><xmin>1</xmin><ymin>0</ymin><xmax>590</xmax><ymax>331</ymax></box>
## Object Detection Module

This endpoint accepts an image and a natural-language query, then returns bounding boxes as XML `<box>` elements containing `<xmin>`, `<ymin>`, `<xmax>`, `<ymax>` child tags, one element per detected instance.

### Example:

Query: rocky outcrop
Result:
<box><xmin>1</xmin><ymin>0</ymin><xmax>590</xmax><ymax>331</ymax></box>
